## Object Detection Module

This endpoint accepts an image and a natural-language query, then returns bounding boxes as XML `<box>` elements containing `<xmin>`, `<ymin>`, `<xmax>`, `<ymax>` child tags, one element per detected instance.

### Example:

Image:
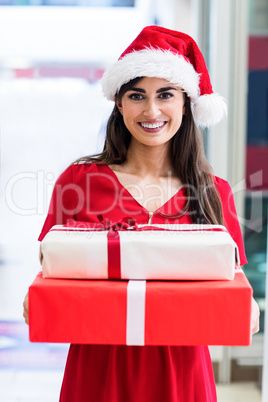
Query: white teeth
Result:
<box><xmin>140</xmin><ymin>122</ymin><xmax>165</xmax><ymax>129</ymax></box>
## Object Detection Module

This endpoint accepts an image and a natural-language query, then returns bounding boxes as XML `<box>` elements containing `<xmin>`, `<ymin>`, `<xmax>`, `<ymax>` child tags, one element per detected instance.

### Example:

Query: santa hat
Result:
<box><xmin>101</xmin><ymin>25</ymin><xmax>227</xmax><ymax>128</ymax></box>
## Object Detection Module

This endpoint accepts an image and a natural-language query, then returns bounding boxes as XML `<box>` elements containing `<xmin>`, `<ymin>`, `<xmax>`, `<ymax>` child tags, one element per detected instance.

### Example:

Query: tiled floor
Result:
<box><xmin>0</xmin><ymin>320</ymin><xmax>68</xmax><ymax>402</ymax></box>
<box><xmin>216</xmin><ymin>382</ymin><xmax>261</xmax><ymax>402</ymax></box>
<box><xmin>0</xmin><ymin>371</ymin><xmax>263</xmax><ymax>402</ymax></box>
<box><xmin>0</xmin><ymin>369</ymin><xmax>64</xmax><ymax>402</ymax></box>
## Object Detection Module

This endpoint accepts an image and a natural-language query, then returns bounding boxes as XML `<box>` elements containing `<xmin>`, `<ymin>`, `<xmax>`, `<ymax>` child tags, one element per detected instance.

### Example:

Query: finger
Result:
<box><xmin>23</xmin><ymin>294</ymin><xmax>29</xmax><ymax>325</ymax></box>
<box><xmin>251</xmin><ymin>318</ymin><xmax>259</xmax><ymax>334</ymax></box>
<box><xmin>251</xmin><ymin>298</ymin><xmax>260</xmax><ymax>335</ymax></box>
<box><xmin>23</xmin><ymin>310</ymin><xmax>29</xmax><ymax>325</ymax></box>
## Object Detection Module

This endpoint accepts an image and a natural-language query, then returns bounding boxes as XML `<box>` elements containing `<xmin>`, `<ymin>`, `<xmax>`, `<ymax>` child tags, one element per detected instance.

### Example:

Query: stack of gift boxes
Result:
<box><xmin>29</xmin><ymin>221</ymin><xmax>252</xmax><ymax>346</ymax></box>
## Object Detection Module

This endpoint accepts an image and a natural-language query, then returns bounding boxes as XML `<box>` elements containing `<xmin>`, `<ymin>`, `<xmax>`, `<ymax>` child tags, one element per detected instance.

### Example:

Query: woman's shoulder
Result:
<box><xmin>212</xmin><ymin>175</ymin><xmax>240</xmax><ymax>221</ymax></box>
<box><xmin>213</xmin><ymin>175</ymin><xmax>232</xmax><ymax>195</ymax></box>
<box><xmin>213</xmin><ymin>175</ymin><xmax>231</xmax><ymax>188</ymax></box>
<box><xmin>57</xmin><ymin>162</ymin><xmax>108</xmax><ymax>183</ymax></box>
<box><xmin>212</xmin><ymin>175</ymin><xmax>236</xmax><ymax>209</ymax></box>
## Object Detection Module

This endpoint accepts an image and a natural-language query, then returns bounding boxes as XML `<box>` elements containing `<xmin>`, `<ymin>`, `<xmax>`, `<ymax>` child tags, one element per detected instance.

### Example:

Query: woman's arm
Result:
<box><xmin>23</xmin><ymin>292</ymin><xmax>29</xmax><ymax>325</ymax></box>
<box><xmin>251</xmin><ymin>297</ymin><xmax>260</xmax><ymax>335</ymax></box>
<box><xmin>23</xmin><ymin>245</ymin><xmax>43</xmax><ymax>325</ymax></box>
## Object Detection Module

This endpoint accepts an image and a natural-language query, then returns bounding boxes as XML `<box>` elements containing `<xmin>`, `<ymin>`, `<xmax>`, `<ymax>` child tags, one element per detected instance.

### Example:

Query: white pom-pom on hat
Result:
<box><xmin>192</xmin><ymin>93</ymin><xmax>228</xmax><ymax>128</ymax></box>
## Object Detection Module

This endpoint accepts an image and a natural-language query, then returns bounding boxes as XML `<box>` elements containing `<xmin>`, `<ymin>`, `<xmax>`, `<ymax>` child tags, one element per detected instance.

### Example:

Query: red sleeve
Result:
<box><xmin>214</xmin><ymin>176</ymin><xmax>247</xmax><ymax>266</ymax></box>
<box><xmin>38</xmin><ymin>165</ymin><xmax>79</xmax><ymax>241</ymax></box>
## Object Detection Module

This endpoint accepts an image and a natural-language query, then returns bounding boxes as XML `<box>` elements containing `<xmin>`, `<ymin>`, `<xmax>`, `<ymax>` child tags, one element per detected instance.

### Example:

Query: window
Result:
<box><xmin>0</xmin><ymin>0</ymin><xmax>135</xmax><ymax>6</ymax></box>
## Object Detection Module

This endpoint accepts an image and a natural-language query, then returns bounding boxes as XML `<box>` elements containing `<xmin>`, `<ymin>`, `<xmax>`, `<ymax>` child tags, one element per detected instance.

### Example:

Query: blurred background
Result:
<box><xmin>0</xmin><ymin>0</ymin><xmax>267</xmax><ymax>401</ymax></box>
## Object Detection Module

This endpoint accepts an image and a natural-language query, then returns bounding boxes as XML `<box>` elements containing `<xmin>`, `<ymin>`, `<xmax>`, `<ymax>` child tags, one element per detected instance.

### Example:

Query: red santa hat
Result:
<box><xmin>101</xmin><ymin>25</ymin><xmax>227</xmax><ymax>128</ymax></box>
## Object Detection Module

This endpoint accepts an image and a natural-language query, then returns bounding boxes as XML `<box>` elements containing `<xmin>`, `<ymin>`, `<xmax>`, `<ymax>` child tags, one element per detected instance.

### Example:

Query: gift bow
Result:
<box><xmin>64</xmin><ymin>215</ymin><xmax>138</xmax><ymax>232</ymax></box>
<box><xmin>97</xmin><ymin>215</ymin><xmax>138</xmax><ymax>231</ymax></box>
<box><xmin>95</xmin><ymin>215</ymin><xmax>138</xmax><ymax>279</ymax></box>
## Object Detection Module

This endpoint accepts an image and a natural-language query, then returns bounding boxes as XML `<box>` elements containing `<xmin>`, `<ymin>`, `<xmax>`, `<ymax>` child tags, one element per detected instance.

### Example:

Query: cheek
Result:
<box><xmin>169</xmin><ymin>105</ymin><xmax>184</xmax><ymax>121</ymax></box>
<box><xmin>122</xmin><ymin>114</ymin><xmax>136</xmax><ymax>133</ymax></box>
<box><xmin>177</xmin><ymin>105</ymin><xmax>185</xmax><ymax>121</ymax></box>
<box><xmin>170</xmin><ymin>109</ymin><xmax>184</xmax><ymax>132</ymax></box>
<box><xmin>122</xmin><ymin>106</ymin><xmax>140</xmax><ymax>126</ymax></box>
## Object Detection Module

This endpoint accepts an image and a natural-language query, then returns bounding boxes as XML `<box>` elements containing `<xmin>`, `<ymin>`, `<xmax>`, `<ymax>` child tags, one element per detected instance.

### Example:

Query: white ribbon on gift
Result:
<box><xmin>126</xmin><ymin>280</ymin><xmax>146</xmax><ymax>346</ymax></box>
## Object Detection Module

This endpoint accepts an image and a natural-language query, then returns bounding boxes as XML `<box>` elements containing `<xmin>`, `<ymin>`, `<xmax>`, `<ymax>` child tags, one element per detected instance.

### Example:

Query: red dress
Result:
<box><xmin>38</xmin><ymin>163</ymin><xmax>247</xmax><ymax>402</ymax></box>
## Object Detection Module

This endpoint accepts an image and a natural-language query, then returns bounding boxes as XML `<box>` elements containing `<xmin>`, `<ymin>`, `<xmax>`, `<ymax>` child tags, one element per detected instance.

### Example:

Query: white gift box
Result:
<box><xmin>41</xmin><ymin>221</ymin><xmax>239</xmax><ymax>281</ymax></box>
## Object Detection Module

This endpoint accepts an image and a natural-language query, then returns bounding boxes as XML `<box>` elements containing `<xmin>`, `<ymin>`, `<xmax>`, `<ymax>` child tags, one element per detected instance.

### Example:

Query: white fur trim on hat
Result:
<box><xmin>192</xmin><ymin>93</ymin><xmax>227</xmax><ymax>128</ymax></box>
<box><xmin>101</xmin><ymin>47</ymin><xmax>227</xmax><ymax>127</ymax></box>
<box><xmin>101</xmin><ymin>48</ymin><xmax>200</xmax><ymax>101</ymax></box>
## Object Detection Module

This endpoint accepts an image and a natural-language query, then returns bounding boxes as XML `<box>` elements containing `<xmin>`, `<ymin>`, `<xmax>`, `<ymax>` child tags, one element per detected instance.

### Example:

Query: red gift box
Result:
<box><xmin>29</xmin><ymin>272</ymin><xmax>252</xmax><ymax>346</ymax></box>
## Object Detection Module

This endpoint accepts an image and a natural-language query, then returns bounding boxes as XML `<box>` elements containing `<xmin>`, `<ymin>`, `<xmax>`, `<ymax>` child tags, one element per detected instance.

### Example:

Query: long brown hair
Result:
<box><xmin>74</xmin><ymin>77</ymin><xmax>224</xmax><ymax>225</ymax></box>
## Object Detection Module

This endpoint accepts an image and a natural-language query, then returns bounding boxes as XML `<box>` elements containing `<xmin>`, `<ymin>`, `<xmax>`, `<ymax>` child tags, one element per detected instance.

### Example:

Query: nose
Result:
<box><xmin>143</xmin><ymin>99</ymin><xmax>161</xmax><ymax>118</ymax></box>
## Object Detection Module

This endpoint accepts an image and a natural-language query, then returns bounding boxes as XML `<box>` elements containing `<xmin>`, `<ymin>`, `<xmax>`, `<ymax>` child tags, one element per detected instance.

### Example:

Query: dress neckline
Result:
<box><xmin>103</xmin><ymin>164</ymin><xmax>184</xmax><ymax>215</ymax></box>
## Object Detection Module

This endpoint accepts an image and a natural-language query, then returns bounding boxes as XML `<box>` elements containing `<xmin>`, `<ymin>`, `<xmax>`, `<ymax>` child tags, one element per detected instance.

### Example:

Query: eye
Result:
<box><xmin>158</xmin><ymin>92</ymin><xmax>174</xmax><ymax>100</ymax></box>
<box><xmin>128</xmin><ymin>93</ymin><xmax>144</xmax><ymax>101</ymax></box>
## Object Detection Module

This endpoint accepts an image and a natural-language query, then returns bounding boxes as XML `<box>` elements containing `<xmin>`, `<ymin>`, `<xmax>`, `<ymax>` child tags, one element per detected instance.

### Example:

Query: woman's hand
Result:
<box><xmin>23</xmin><ymin>292</ymin><xmax>29</xmax><ymax>325</ymax></box>
<box><xmin>251</xmin><ymin>297</ymin><xmax>260</xmax><ymax>335</ymax></box>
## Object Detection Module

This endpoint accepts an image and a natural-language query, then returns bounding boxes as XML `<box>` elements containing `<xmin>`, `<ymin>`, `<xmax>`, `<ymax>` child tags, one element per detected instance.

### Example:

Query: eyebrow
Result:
<box><xmin>127</xmin><ymin>86</ymin><xmax>177</xmax><ymax>93</ymax></box>
<box><xmin>156</xmin><ymin>87</ymin><xmax>177</xmax><ymax>93</ymax></box>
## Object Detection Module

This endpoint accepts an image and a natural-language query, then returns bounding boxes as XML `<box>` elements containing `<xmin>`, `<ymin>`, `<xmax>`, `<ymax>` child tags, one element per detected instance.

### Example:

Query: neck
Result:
<box><xmin>123</xmin><ymin>139</ymin><xmax>176</xmax><ymax>178</ymax></box>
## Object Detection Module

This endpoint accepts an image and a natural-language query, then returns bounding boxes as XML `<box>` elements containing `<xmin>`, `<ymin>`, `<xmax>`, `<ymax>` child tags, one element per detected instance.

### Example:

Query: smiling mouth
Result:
<box><xmin>139</xmin><ymin>121</ymin><xmax>166</xmax><ymax>129</ymax></box>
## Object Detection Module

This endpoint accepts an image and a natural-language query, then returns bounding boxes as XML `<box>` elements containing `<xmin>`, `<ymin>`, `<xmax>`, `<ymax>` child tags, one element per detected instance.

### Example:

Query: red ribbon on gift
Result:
<box><xmin>97</xmin><ymin>215</ymin><xmax>138</xmax><ymax>279</ymax></box>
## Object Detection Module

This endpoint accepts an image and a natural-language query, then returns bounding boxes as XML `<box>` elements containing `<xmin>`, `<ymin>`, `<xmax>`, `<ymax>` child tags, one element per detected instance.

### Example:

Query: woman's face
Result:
<box><xmin>116</xmin><ymin>77</ymin><xmax>185</xmax><ymax>149</ymax></box>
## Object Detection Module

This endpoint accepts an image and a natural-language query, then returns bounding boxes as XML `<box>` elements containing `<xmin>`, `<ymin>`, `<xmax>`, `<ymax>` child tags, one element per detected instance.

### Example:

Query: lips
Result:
<box><xmin>138</xmin><ymin>121</ymin><xmax>167</xmax><ymax>133</ymax></box>
<box><xmin>140</xmin><ymin>121</ymin><xmax>166</xmax><ymax>129</ymax></box>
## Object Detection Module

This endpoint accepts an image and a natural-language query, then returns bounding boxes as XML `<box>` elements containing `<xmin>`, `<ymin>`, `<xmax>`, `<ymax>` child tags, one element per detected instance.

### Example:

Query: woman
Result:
<box><xmin>24</xmin><ymin>26</ymin><xmax>259</xmax><ymax>401</ymax></box>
